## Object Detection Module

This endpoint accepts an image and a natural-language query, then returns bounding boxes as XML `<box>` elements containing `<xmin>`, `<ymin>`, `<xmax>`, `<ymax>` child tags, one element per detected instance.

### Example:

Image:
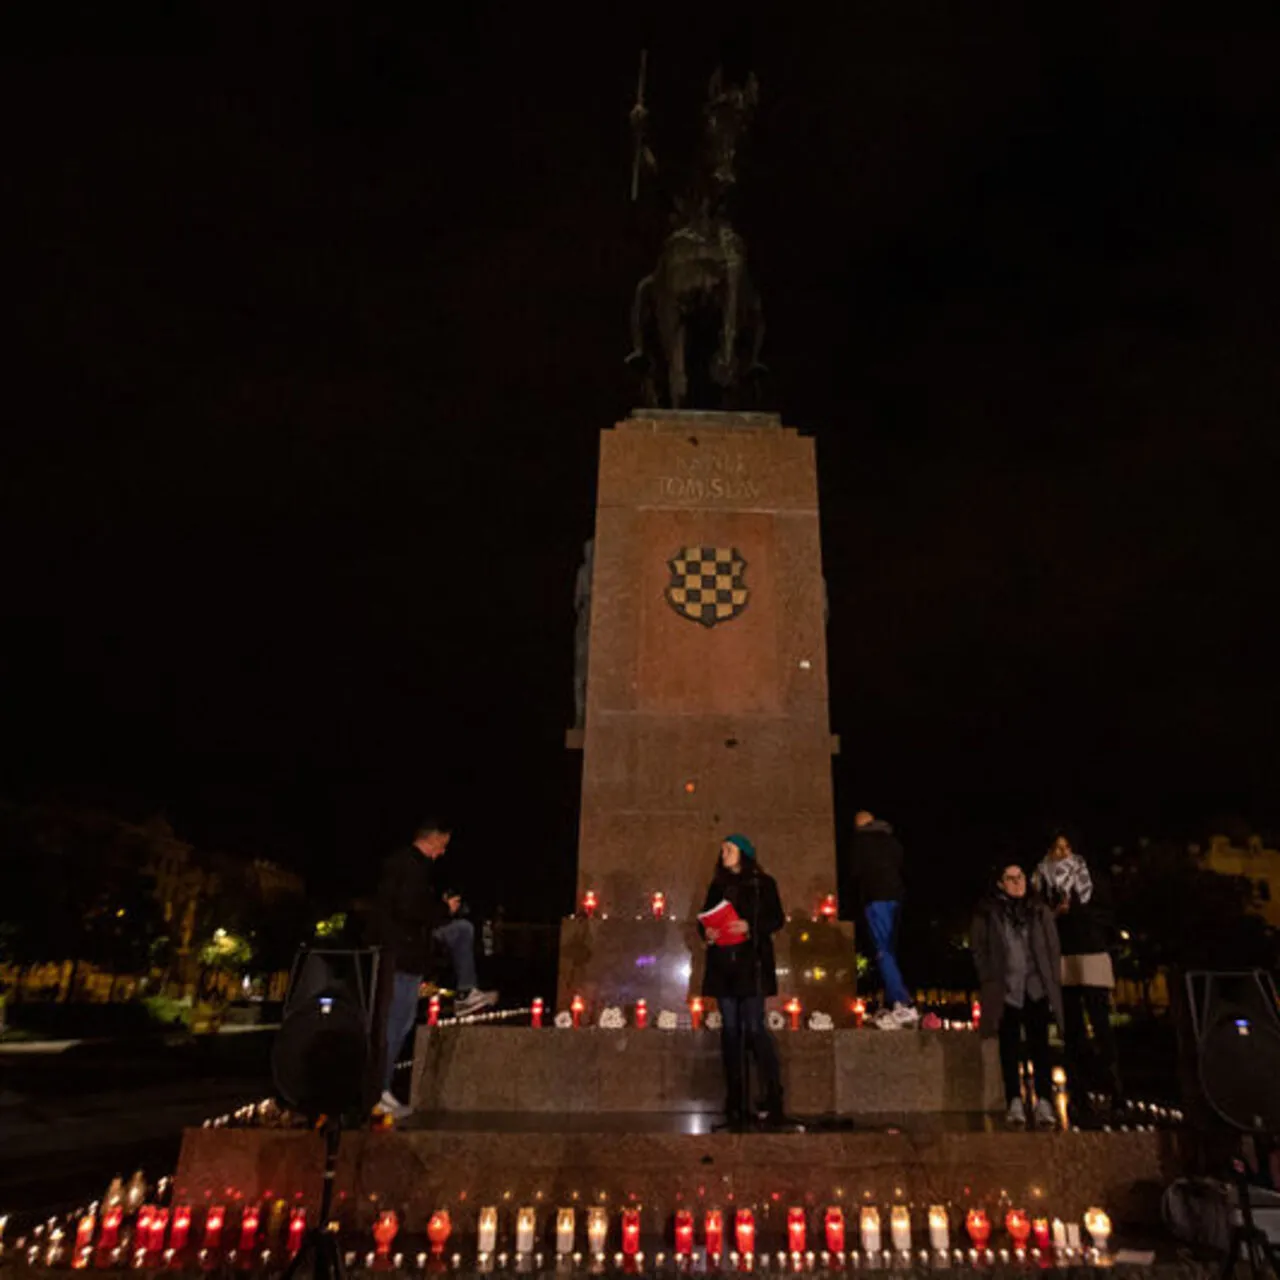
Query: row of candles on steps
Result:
<box><xmin>514</xmin><ymin>997</ymin><xmax>904</xmax><ymax>1030</ymax></box>
<box><xmin>577</xmin><ymin>892</ymin><xmax>842</xmax><ymax>923</ymax></box>
<box><xmin>0</xmin><ymin>1201</ymin><xmax>1113</xmax><ymax>1271</ymax></box>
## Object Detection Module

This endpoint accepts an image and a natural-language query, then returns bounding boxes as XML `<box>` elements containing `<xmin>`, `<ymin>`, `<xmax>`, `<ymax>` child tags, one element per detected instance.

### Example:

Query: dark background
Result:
<box><xmin>3</xmin><ymin>3</ymin><xmax>1277</xmax><ymax>919</ymax></box>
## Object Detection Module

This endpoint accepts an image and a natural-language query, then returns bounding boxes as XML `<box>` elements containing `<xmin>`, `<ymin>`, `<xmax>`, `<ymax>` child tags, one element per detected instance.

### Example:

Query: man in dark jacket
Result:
<box><xmin>371</xmin><ymin>820</ymin><xmax>497</xmax><ymax>1119</ymax></box>
<box><xmin>840</xmin><ymin>811</ymin><xmax>918</xmax><ymax>1029</ymax></box>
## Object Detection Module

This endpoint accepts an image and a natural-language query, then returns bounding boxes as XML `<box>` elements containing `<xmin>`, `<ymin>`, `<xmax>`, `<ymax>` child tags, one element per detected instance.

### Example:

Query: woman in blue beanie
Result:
<box><xmin>697</xmin><ymin>833</ymin><xmax>787</xmax><ymax>1127</ymax></box>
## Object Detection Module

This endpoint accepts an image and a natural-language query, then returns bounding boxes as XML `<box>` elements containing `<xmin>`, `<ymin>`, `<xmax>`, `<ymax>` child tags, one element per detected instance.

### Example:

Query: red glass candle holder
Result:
<box><xmin>570</xmin><ymin>995</ymin><xmax>585</xmax><ymax>1028</ymax></box>
<box><xmin>705</xmin><ymin>1210</ymin><xmax>723</xmax><ymax>1256</ymax></box>
<box><xmin>238</xmin><ymin>1206</ymin><xmax>260</xmax><ymax>1253</ymax></box>
<box><xmin>674</xmin><ymin>1210</ymin><xmax>694</xmax><ymax>1255</ymax></box>
<box><xmin>824</xmin><ymin>1207</ymin><xmax>845</xmax><ymax>1254</ymax></box>
<box><xmin>621</xmin><ymin>1210</ymin><xmax>641</xmax><ymax>1257</ymax></box>
<box><xmin>170</xmin><ymin>1207</ymin><xmax>191</xmax><ymax>1253</ymax></box>
<box><xmin>651</xmin><ymin>892</ymin><xmax>666</xmax><ymax>919</ymax></box>
<box><xmin>427</xmin><ymin>996</ymin><xmax>440</xmax><ymax>1027</ymax></box>
<box><xmin>787</xmin><ymin>1208</ymin><xmax>806</xmax><ymax>1253</ymax></box>
<box><xmin>1032</xmin><ymin>1218</ymin><xmax>1051</xmax><ymax>1251</ymax></box>
<box><xmin>635</xmin><ymin>999</ymin><xmax>648</xmax><ymax>1029</ymax></box>
<box><xmin>965</xmin><ymin>1209</ymin><xmax>990</xmax><ymax>1250</ymax></box>
<box><xmin>971</xmin><ymin>1000</ymin><xmax>981</xmax><ymax>1030</ymax></box>
<box><xmin>852</xmin><ymin>998</ymin><xmax>866</xmax><ymax>1028</ymax></box>
<box><xmin>286</xmin><ymin>1210</ymin><xmax>305</xmax><ymax>1255</ymax></box>
<box><xmin>582</xmin><ymin>889</ymin><xmax>599</xmax><ymax>918</ymax></box>
<box><xmin>690</xmin><ymin>998</ymin><xmax>704</xmax><ymax>1030</ymax></box>
<box><xmin>531</xmin><ymin>998</ymin><xmax>544</xmax><ymax>1028</ymax></box>
<box><xmin>148</xmin><ymin>1209</ymin><xmax>169</xmax><ymax>1252</ymax></box>
<box><xmin>785</xmin><ymin>997</ymin><xmax>802</xmax><ymax>1030</ymax></box>
<box><xmin>818</xmin><ymin>894</ymin><xmax>837</xmax><ymax>921</ymax></box>
<box><xmin>1005</xmin><ymin>1210</ymin><xmax>1031</xmax><ymax>1248</ymax></box>
<box><xmin>735</xmin><ymin>1209</ymin><xmax>755</xmax><ymax>1256</ymax></box>
<box><xmin>427</xmin><ymin>1211</ymin><xmax>451</xmax><ymax>1256</ymax></box>
<box><xmin>373</xmin><ymin>1211</ymin><xmax>399</xmax><ymax>1256</ymax></box>
<box><xmin>99</xmin><ymin>1206</ymin><xmax>124</xmax><ymax>1251</ymax></box>
<box><xmin>201</xmin><ymin>1207</ymin><xmax>224</xmax><ymax>1252</ymax></box>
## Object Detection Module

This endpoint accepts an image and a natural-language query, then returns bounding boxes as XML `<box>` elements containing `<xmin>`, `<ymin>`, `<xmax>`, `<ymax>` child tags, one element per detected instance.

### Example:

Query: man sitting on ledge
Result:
<box><xmin>371</xmin><ymin>818</ymin><xmax>498</xmax><ymax>1121</ymax></box>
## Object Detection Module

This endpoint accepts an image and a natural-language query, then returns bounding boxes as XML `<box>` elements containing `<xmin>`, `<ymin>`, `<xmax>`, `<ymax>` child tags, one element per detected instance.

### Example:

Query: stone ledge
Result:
<box><xmin>410</xmin><ymin>1027</ymin><xmax>1002</xmax><ymax>1115</ymax></box>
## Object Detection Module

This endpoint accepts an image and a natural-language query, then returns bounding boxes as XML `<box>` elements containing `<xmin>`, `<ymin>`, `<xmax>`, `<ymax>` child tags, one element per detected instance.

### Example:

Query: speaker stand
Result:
<box><xmin>283</xmin><ymin>1118</ymin><xmax>346</xmax><ymax>1280</ymax></box>
<box><xmin>1222</xmin><ymin>1157</ymin><xmax>1279</xmax><ymax>1280</ymax></box>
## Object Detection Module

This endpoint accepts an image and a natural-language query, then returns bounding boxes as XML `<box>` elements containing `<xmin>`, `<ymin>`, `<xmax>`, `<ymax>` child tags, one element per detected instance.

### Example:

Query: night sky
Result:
<box><xmin>4</xmin><ymin>3</ymin><xmax>1278</xmax><ymax>918</ymax></box>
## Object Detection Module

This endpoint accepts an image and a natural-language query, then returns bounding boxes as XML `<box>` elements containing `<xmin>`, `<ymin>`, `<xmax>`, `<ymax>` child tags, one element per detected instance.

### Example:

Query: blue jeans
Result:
<box><xmin>718</xmin><ymin>995</ymin><xmax>782</xmax><ymax>1116</ymax></box>
<box><xmin>380</xmin><ymin>919</ymin><xmax>479</xmax><ymax>1092</ymax></box>
<box><xmin>864</xmin><ymin>900</ymin><xmax>911</xmax><ymax>1007</ymax></box>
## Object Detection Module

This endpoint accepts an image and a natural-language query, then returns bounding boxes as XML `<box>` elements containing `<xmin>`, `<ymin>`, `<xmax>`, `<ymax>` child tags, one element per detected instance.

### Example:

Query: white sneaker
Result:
<box><xmin>374</xmin><ymin>1090</ymin><xmax>412</xmax><ymax>1120</ymax></box>
<box><xmin>455</xmin><ymin>988</ymin><xmax>499</xmax><ymax>1017</ymax></box>
<box><xmin>1034</xmin><ymin>1098</ymin><xmax>1057</xmax><ymax>1129</ymax></box>
<box><xmin>1005</xmin><ymin>1097</ymin><xmax>1027</xmax><ymax>1128</ymax></box>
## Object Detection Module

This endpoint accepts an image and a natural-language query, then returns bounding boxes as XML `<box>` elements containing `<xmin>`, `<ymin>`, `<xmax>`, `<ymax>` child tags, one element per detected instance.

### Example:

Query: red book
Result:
<box><xmin>698</xmin><ymin>899</ymin><xmax>745</xmax><ymax>945</ymax></box>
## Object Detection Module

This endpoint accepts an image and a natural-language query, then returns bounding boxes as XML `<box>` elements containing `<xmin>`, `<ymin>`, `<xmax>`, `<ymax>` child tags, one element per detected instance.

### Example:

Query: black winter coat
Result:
<box><xmin>371</xmin><ymin>845</ymin><xmax>447</xmax><ymax>974</ymax></box>
<box><xmin>698</xmin><ymin>866</ymin><xmax>786</xmax><ymax>1000</ymax></box>
<box><xmin>837</xmin><ymin>820</ymin><xmax>905</xmax><ymax>920</ymax></box>
<box><xmin>1047</xmin><ymin>864</ymin><xmax>1117</xmax><ymax>958</ymax></box>
<box><xmin>970</xmin><ymin>894</ymin><xmax>1064</xmax><ymax>1035</ymax></box>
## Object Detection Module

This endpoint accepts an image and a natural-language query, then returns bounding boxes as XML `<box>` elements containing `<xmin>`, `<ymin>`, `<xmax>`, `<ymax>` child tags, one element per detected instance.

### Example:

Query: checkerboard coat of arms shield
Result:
<box><xmin>664</xmin><ymin>546</ymin><xmax>749</xmax><ymax>627</ymax></box>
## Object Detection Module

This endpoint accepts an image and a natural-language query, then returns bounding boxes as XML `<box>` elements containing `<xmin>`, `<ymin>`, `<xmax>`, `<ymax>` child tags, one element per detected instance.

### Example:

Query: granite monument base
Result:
<box><xmin>174</xmin><ymin>1117</ymin><xmax>1182</xmax><ymax>1232</ymax></box>
<box><xmin>409</xmin><ymin>1027</ymin><xmax>1003</xmax><ymax>1115</ymax></box>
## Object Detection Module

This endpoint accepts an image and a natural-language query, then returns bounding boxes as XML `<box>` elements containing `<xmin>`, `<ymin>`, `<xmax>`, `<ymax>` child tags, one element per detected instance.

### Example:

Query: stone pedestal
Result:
<box><xmin>566</xmin><ymin>410</ymin><xmax>843</xmax><ymax>1009</ymax></box>
<box><xmin>410</xmin><ymin>1027</ymin><xmax>1003</xmax><ymax>1115</ymax></box>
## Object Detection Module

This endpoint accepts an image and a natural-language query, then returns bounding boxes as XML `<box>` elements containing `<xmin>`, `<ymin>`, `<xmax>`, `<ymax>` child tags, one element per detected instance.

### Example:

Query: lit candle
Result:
<box><xmin>1066</xmin><ymin>1223</ymin><xmax>1082</xmax><ymax>1251</ymax></box>
<box><xmin>532</xmin><ymin>998</ymin><xmax>544</xmax><ymax>1028</ymax></box>
<box><xmin>373</xmin><ymin>1211</ymin><xmax>399</xmax><ymax>1256</ymax></box>
<box><xmin>1032</xmin><ymin>1219</ymin><xmax>1050</xmax><ymax>1251</ymax></box>
<box><xmin>1004</xmin><ymin>1210</ymin><xmax>1030</xmax><ymax>1249</ymax></box>
<box><xmin>705</xmin><ymin>1210</ymin><xmax>724</xmax><ymax>1256</ymax></box>
<box><xmin>819</xmin><ymin>894</ymin><xmax>837</xmax><ymax>921</ymax></box>
<box><xmin>735</xmin><ymin>1209</ymin><xmax>755</xmax><ymax>1256</ymax></box>
<box><xmin>556</xmin><ymin>1209</ymin><xmax>575</xmax><ymax>1256</ymax></box>
<box><xmin>859</xmin><ymin>1208</ymin><xmax>880</xmax><ymax>1255</ymax></box>
<box><xmin>927</xmin><ymin>1207</ymin><xmax>949</xmax><ymax>1253</ymax></box>
<box><xmin>571</xmin><ymin>995</ymin><xmax>585</xmax><ymax>1028</ymax></box>
<box><xmin>478</xmin><ymin>1208</ymin><xmax>499</xmax><ymax>1254</ymax></box>
<box><xmin>889</xmin><ymin>1207</ymin><xmax>910</xmax><ymax>1253</ymax></box>
<box><xmin>583</xmin><ymin>890</ymin><xmax>598</xmax><ymax>918</ymax></box>
<box><xmin>427</xmin><ymin>995</ymin><xmax>441</xmax><ymax>1027</ymax></box>
<box><xmin>971</xmin><ymin>1000</ymin><xmax>981</xmax><ymax>1029</ymax></box>
<box><xmin>148</xmin><ymin>1208</ymin><xmax>170</xmax><ymax>1252</ymax></box>
<box><xmin>652</xmin><ymin>892</ymin><xmax>666</xmax><ymax>919</ymax></box>
<box><xmin>200</xmin><ymin>1206</ymin><xmax>223</xmax><ymax>1252</ymax></box>
<box><xmin>674</xmin><ymin>1210</ymin><xmax>694</xmax><ymax>1255</ymax></box>
<box><xmin>622</xmin><ymin>1210</ymin><xmax>641</xmax><ymax>1256</ymax></box>
<box><xmin>852</xmin><ymin>999</ymin><xmax>866</xmax><ymax>1028</ymax></box>
<box><xmin>785</xmin><ymin>998</ymin><xmax>802</xmax><ymax>1031</ymax></box>
<box><xmin>635</xmin><ymin>1000</ymin><xmax>649</xmax><ymax>1030</ymax></box>
<box><xmin>1083</xmin><ymin>1210</ymin><xmax>1111</xmax><ymax>1252</ymax></box>
<box><xmin>690</xmin><ymin>998</ymin><xmax>704</xmax><ymax>1030</ymax></box>
<box><xmin>1051</xmin><ymin>1066</ymin><xmax>1069</xmax><ymax>1129</ymax></box>
<box><xmin>787</xmin><ymin>1209</ymin><xmax>806</xmax><ymax>1254</ymax></box>
<box><xmin>75</xmin><ymin>1214</ymin><xmax>96</xmax><ymax>1254</ymax></box>
<box><xmin>516</xmin><ymin>1207</ymin><xmax>536</xmax><ymax>1254</ymax></box>
<box><xmin>586</xmin><ymin>1208</ymin><xmax>608</xmax><ymax>1255</ymax></box>
<box><xmin>824</xmin><ymin>1208</ymin><xmax>845</xmax><ymax>1254</ymax></box>
<box><xmin>964</xmin><ymin>1209</ymin><xmax>989</xmax><ymax>1250</ymax></box>
<box><xmin>428</xmin><ymin>1211</ymin><xmax>452</xmax><ymax>1256</ymax></box>
<box><xmin>238</xmin><ymin>1206</ymin><xmax>259</xmax><ymax>1253</ymax></box>
<box><xmin>1051</xmin><ymin>1219</ymin><xmax>1067</xmax><ymax>1251</ymax></box>
<box><xmin>287</xmin><ymin>1209</ymin><xmax>305</xmax><ymax>1255</ymax></box>
<box><xmin>169</xmin><ymin>1206</ymin><xmax>191</xmax><ymax>1253</ymax></box>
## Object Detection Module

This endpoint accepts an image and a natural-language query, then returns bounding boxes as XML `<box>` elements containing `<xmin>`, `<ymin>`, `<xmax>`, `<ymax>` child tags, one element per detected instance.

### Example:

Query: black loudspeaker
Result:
<box><xmin>271</xmin><ymin>947</ymin><xmax>382</xmax><ymax>1119</ymax></box>
<box><xmin>1185</xmin><ymin>970</ymin><xmax>1280</xmax><ymax>1135</ymax></box>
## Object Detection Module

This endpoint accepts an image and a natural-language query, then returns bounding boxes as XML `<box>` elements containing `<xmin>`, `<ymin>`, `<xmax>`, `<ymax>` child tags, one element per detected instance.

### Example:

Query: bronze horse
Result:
<box><xmin>627</xmin><ymin>69</ymin><xmax>766</xmax><ymax>409</ymax></box>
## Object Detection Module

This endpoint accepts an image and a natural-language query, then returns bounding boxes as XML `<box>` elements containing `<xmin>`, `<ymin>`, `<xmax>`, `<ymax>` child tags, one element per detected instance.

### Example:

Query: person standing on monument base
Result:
<box><xmin>838</xmin><ymin>811</ymin><xmax>920</xmax><ymax>1029</ymax></box>
<box><xmin>698</xmin><ymin>834</ymin><xmax>787</xmax><ymax>1129</ymax></box>
<box><xmin>370</xmin><ymin>819</ymin><xmax>499</xmax><ymax>1121</ymax></box>
<box><xmin>970</xmin><ymin>863</ymin><xmax>1063</xmax><ymax>1129</ymax></box>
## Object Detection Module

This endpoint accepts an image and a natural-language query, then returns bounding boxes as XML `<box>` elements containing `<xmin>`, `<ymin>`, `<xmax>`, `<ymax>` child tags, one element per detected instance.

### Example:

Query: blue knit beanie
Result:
<box><xmin>724</xmin><ymin>833</ymin><xmax>756</xmax><ymax>860</ymax></box>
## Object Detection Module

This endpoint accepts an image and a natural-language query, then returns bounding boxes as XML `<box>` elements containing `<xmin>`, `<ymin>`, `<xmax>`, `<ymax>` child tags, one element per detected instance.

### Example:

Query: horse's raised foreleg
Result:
<box><xmin>713</xmin><ymin>261</ymin><xmax>742</xmax><ymax>390</ymax></box>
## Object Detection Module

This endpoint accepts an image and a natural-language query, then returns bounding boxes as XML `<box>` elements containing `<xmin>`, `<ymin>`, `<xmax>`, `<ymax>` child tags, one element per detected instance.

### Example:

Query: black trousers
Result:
<box><xmin>718</xmin><ymin>995</ymin><xmax>782</xmax><ymax>1118</ymax></box>
<box><xmin>998</xmin><ymin>997</ymin><xmax>1052</xmax><ymax>1106</ymax></box>
<box><xmin>1062</xmin><ymin>984</ymin><xmax>1122</xmax><ymax>1098</ymax></box>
